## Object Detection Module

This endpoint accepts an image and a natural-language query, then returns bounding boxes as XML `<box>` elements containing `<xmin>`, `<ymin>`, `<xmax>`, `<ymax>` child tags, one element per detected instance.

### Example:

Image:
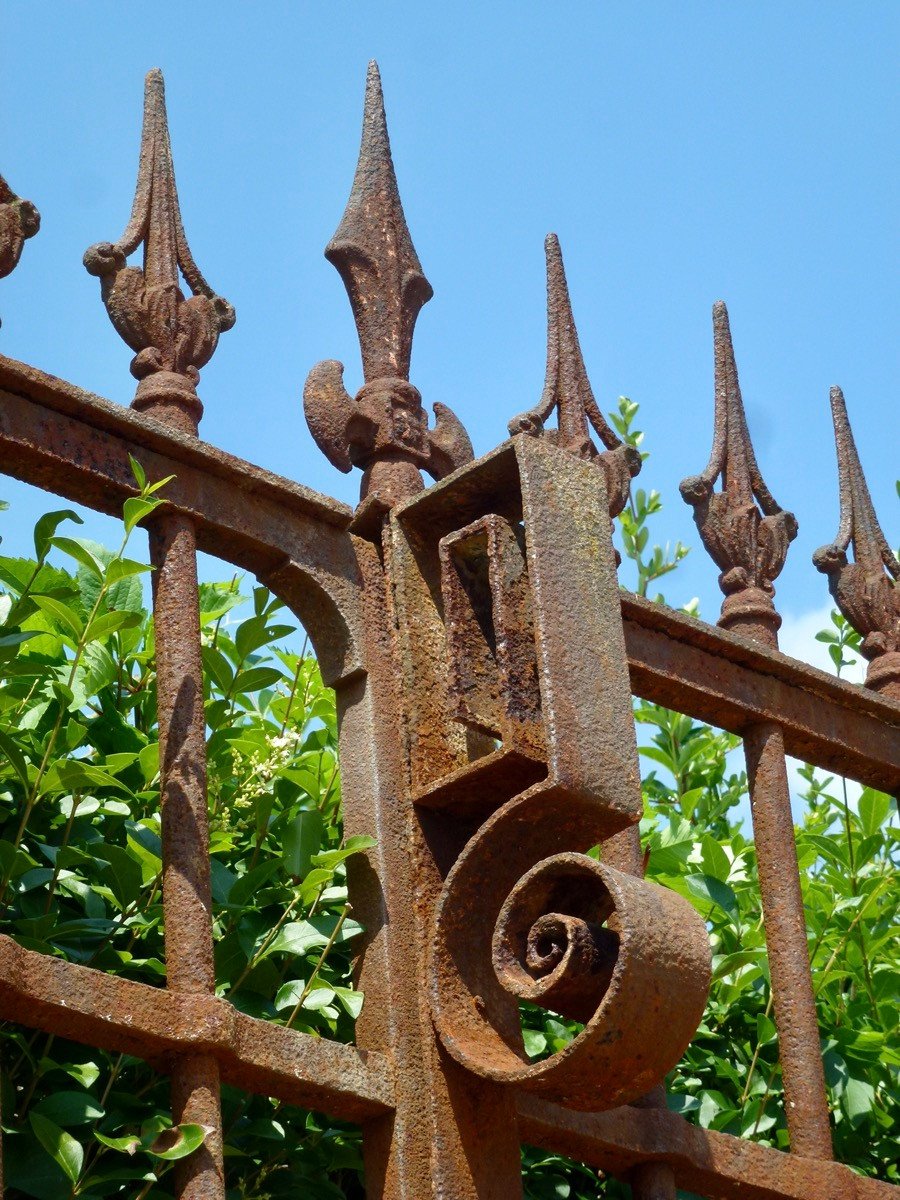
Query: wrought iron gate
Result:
<box><xmin>0</xmin><ymin>63</ymin><xmax>897</xmax><ymax>1200</ymax></box>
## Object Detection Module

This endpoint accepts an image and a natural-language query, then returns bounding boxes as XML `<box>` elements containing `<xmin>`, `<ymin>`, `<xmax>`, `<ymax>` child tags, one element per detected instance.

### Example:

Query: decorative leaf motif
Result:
<box><xmin>0</xmin><ymin>172</ymin><xmax>40</xmax><ymax>294</ymax></box>
<box><xmin>304</xmin><ymin>62</ymin><xmax>471</xmax><ymax>503</ymax></box>
<box><xmin>680</xmin><ymin>302</ymin><xmax>797</xmax><ymax>625</ymax></box>
<box><xmin>83</xmin><ymin>70</ymin><xmax>233</xmax><ymax>396</ymax></box>
<box><xmin>508</xmin><ymin>234</ymin><xmax>641</xmax><ymax>518</ymax></box>
<box><xmin>813</xmin><ymin>387</ymin><xmax>899</xmax><ymax>682</ymax></box>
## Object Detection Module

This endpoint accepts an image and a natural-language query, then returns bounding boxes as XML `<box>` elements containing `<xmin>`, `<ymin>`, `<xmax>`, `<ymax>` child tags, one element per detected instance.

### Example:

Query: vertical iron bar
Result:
<box><xmin>604</xmin><ymin>828</ymin><xmax>678</xmax><ymax>1200</ymax></box>
<box><xmin>81</xmin><ymin>68</ymin><xmax>234</xmax><ymax>1197</ymax></box>
<box><xmin>680</xmin><ymin>302</ymin><xmax>833</xmax><ymax>1160</ymax></box>
<box><xmin>148</xmin><ymin>505</ymin><xmax>224</xmax><ymax>1197</ymax></box>
<box><xmin>728</xmin><ymin>613</ymin><xmax>833</xmax><ymax>1160</ymax></box>
<box><xmin>338</xmin><ymin>533</ymin><xmax>523</xmax><ymax>1200</ymax></box>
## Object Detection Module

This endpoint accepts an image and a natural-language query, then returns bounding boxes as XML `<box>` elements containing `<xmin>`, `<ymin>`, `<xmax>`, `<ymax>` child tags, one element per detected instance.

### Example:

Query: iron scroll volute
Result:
<box><xmin>429</xmin><ymin>788</ymin><xmax>711</xmax><ymax>1110</ymax></box>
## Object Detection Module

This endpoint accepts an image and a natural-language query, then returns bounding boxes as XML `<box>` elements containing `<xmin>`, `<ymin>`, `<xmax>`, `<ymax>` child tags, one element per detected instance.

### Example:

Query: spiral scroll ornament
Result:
<box><xmin>423</xmin><ymin>434</ymin><xmax>711</xmax><ymax>1112</ymax></box>
<box><xmin>430</xmin><ymin>785</ymin><xmax>710</xmax><ymax>1110</ymax></box>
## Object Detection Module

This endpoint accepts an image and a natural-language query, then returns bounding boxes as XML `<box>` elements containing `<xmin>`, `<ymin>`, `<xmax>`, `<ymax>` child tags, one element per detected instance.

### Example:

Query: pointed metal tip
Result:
<box><xmin>362</xmin><ymin>60</ymin><xmax>387</xmax><ymax>133</ymax></box>
<box><xmin>144</xmin><ymin>68</ymin><xmax>166</xmax><ymax>107</ymax></box>
<box><xmin>712</xmin><ymin>300</ymin><xmax>731</xmax><ymax>332</ymax></box>
<box><xmin>544</xmin><ymin>234</ymin><xmax>568</xmax><ymax>300</ymax></box>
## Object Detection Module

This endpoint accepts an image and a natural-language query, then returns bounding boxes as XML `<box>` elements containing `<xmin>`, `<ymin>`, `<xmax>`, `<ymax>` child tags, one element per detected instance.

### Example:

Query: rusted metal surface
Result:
<box><xmin>518</xmin><ymin>1095</ymin><xmax>897</xmax><ymax>1200</ymax></box>
<box><xmin>1</xmin><ymin>354</ymin><xmax>897</xmax><ymax>776</ymax></box>
<box><xmin>621</xmin><ymin>591</ymin><xmax>900</xmax><ymax>793</ymax></box>
<box><xmin>84</xmin><ymin>70</ymin><xmax>234</xmax><ymax>1198</ymax></box>
<box><xmin>814</xmin><ymin>386</ymin><xmax>900</xmax><ymax>701</ymax></box>
<box><xmin>425</xmin><ymin>440</ymin><xmax>709</xmax><ymax>1121</ymax></box>
<box><xmin>0</xmin><ymin>59</ymin><xmax>897</xmax><ymax>1200</ymax></box>
<box><xmin>304</xmin><ymin>62</ymin><xmax>472</xmax><ymax>511</ymax></box>
<box><xmin>508</xmin><ymin>233</ymin><xmax>641</xmax><ymax>519</ymax></box>
<box><xmin>682</xmin><ymin>301</ymin><xmax>833</xmax><ymax>1161</ymax></box>
<box><xmin>84</xmin><ymin>70</ymin><xmax>234</xmax><ymax>429</ymax></box>
<box><xmin>0</xmin><ymin>936</ymin><xmax>394</xmax><ymax>1121</ymax></box>
<box><xmin>681</xmin><ymin>301</ymin><xmax>798</xmax><ymax>643</ymax></box>
<box><xmin>0</xmin><ymin>173</ymin><xmax>40</xmax><ymax>304</ymax></box>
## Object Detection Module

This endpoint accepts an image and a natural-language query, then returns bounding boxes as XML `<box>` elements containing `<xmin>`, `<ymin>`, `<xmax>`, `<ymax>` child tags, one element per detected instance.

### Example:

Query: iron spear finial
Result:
<box><xmin>508</xmin><ymin>233</ymin><xmax>641</xmax><ymax>518</ymax></box>
<box><xmin>680</xmin><ymin>301</ymin><xmax>798</xmax><ymax>643</ymax></box>
<box><xmin>813</xmin><ymin>387</ymin><xmax>899</xmax><ymax>697</ymax></box>
<box><xmin>304</xmin><ymin>61</ymin><xmax>472</xmax><ymax>514</ymax></box>
<box><xmin>0</xmin><ymin>173</ymin><xmax>41</xmax><ymax>326</ymax></box>
<box><xmin>84</xmin><ymin>69</ymin><xmax>235</xmax><ymax>433</ymax></box>
<box><xmin>326</xmin><ymin>60</ymin><xmax>433</xmax><ymax>382</ymax></box>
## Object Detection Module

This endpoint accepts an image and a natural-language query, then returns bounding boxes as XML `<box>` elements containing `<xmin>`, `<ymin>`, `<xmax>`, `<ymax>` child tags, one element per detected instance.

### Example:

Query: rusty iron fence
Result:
<box><xmin>0</xmin><ymin>63</ymin><xmax>897</xmax><ymax>1200</ymax></box>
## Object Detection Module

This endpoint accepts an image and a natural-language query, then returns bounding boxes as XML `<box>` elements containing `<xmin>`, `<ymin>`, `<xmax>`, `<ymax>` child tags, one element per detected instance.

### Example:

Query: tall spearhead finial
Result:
<box><xmin>680</xmin><ymin>301</ymin><xmax>798</xmax><ymax>644</ymax></box>
<box><xmin>508</xmin><ymin>234</ymin><xmax>641</xmax><ymax>517</ymax></box>
<box><xmin>813</xmin><ymin>387</ymin><xmax>899</xmax><ymax>698</ymax></box>
<box><xmin>304</xmin><ymin>62</ymin><xmax>472</xmax><ymax>513</ymax></box>
<box><xmin>84</xmin><ymin>69</ymin><xmax>234</xmax><ymax>433</ymax></box>
<box><xmin>0</xmin><ymin>173</ymin><xmax>40</xmax><ymax>325</ymax></box>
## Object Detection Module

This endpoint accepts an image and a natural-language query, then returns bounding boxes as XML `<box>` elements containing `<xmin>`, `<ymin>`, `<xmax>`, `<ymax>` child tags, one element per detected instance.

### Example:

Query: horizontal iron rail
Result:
<box><xmin>622</xmin><ymin>592</ymin><xmax>900</xmax><ymax>794</ymax></box>
<box><xmin>517</xmin><ymin>1096</ymin><xmax>895</xmax><ymax>1200</ymax></box>
<box><xmin>0</xmin><ymin>355</ymin><xmax>364</xmax><ymax>685</ymax></box>
<box><xmin>0</xmin><ymin>936</ymin><xmax>394</xmax><ymax>1122</ymax></box>
<box><xmin>1</xmin><ymin>355</ymin><xmax>897</xmax><ymax>790</ymax></box>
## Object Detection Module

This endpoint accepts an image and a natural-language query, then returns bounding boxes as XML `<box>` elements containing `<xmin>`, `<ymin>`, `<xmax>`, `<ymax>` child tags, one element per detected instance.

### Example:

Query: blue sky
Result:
<box><xmin>1</xmin><ymin>1</ymin><xmax>897</xmax><ymax>662</ymax></box>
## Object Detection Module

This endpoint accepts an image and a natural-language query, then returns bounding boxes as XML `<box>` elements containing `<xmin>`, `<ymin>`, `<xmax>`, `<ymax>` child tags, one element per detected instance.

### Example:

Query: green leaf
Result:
<box><xmin>145</xmin><ymin>473</ymin><xmax>175</xmax><ymax>495</ymax></box>
<box><xmin>44</xmin><ymin>760</ymin><xmax>130</xmax><ymax>795</ymax></box>
<box><xmin>105</xmin><ymin>558</ymin><xmax>152</xmax><ymax>585</ymax></box>
<box><xmin>85</xmin><ymin>609</ymin><xmax>142</xmax><ymax>642</ymax></box>
<box><xmin>127</xmin><ymin>454</ymin><xmax>147</xmax><ymax>489</ymax></box>
<box><xmin>283</xmin><ymin>809</ymin><xmax>324</xmax><ymax>879</ymax></box>
<box><xmin>123</xmin><ymin>496</ymin><xmax>164</xmax><ymax>535</ymax></box>
<box><xmin>234</xmin><ymin>666</ymin><xmax>284</xmax><ymax>693</ymax></box>
<box><xmin>50</xmin><ymin>536</ymin><xmax>105</xmax><ymax>579</ymax></box>
<box><xmin>842</xmin><ymin>1077</ymin><xmax>875</xmax><ymax>1126</ymax></box>
<box><xmin>144</xmin><ymin>1122</ymin><xmax>211</xmax><ymax>1161</ymax></box>
<box><xmin>0</xmin><ymin>726</ymin><xmax>31</xmax><ymax>787</ymax></box>
<box><xmin>523</xmin><ymin>1028</ymin><xmax>548</xmax><ymax>1058</ymax></box>
<box><xmin>685</xmin><ymin>873</ymin><xmax>739</xmax><ymax>918</ymax></box>
<box><xmin>94</xmin><ymin>1130</ymin><xmax>141</xmax><ymax>1155</ymax></box>
<box><xmin>97</xmin><ymin>843</ymin><xmax>143</xmax><ymax>907</ymax></box>
<box><xmin>858</xmin><ymin>789</ymin><xmax>891</xmax><ymax>839</ymax></box>
<box><xmin>138</xmin><ymin>742</ymin><xmax>160</xmax><ymax>785</ymax></box>
<box><xmin>333</xmin><ymin>985</ymin><xmax>365</xmax><ymax>1019</ymax></box>
<box><xmin>33</xmin><ymin>1090</ymin><xmax>105</xmax><ymax>1126</ymax></box>
<box><xmin>32</xmin><ymin>594</ymin><xmax>84</xmax><ymax>640</ymax></box>
<box><xmin>29</xmin><ymin>1112</ymin><xmax>84</xmax><ymax>1184</ymax></box>
<box><xmin>34</xmin><ymin>509</ymin><xmax>82</xmax><ymax>562</ymax></box>
<box><xmin>700</xmin><ymin>834</ymin><xmax>731</xmax><ymax>882</ymax></box>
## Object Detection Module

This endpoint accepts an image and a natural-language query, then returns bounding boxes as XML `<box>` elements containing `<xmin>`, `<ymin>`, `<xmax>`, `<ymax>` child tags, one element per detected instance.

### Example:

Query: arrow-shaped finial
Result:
<box><xmin>84</xmin><ymin>69</ymin><xmax>234</xmax><ymax>431</ymax></box>
<box><xmin>680</xmin><ymin>301</ymin><xmax>798</xmax><ymax>642</ymax></box>
<box><xmin>0</xmin><ymin>173</ymin><xmax>40</xmax><ymax>326</ymax></box>
<box><xmin>813</xmin><ymin>387</ymin><xmax>899</xmax><ymax>697</ymax></box>
<box><xmin>304</xmin><ymin>62</ymin><xmax>471</xmax><ymax>513</ymax></box>
<box><xmin>508</xmin><ymin>234</ymin><xmax>641</xmax><ymax>517</ymax></box>
<box><xmin>326</xmin><ymin>60</ymin><xmax>433</xmax><ymax>382</ymax></box>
